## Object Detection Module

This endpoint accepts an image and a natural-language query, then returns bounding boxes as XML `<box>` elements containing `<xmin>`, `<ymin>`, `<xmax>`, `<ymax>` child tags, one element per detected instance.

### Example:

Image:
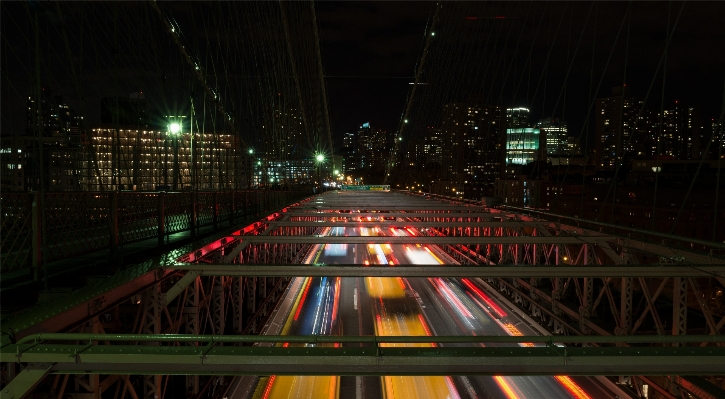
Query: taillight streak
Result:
<box><xmin>460</xmin><ymin>278</ymin><xmax>507</xmax><ymax>318</ymax></box>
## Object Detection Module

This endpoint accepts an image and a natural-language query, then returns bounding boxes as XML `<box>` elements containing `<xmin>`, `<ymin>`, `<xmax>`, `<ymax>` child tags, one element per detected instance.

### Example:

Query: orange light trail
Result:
<box><xmin>501</xmin><ymin>323</ymin><xmax>534</xmax><ymax>347</ymax></box>
<box><xmin>293</xmin><ymin>278</ymin><xmax>312</xmax><ymax>321</ymax></box>
<box><xmin>554</xmin><ymin>376</ymin><xmax>592</xmax><ymax>399</ymax></box>
<box><xmin>331</xmin><ymin>277</ymin><xmax>341</xmax><ymax>323</ymax></box>
<box><xmin>493</xmin><ymin>376</ymin><xmax>520</xmax><ymax>399</ymax></box>
<box><xmin>417</xmin><ymin>314</ymin><xmax>436</xmax><ymax>347</ymax></box>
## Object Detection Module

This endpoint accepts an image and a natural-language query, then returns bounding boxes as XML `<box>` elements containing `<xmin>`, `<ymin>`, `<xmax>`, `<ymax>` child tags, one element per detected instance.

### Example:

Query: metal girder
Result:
<box><xmin>161</xmin><ymin>271</ymin><xmax>200</xmax><ymax>307</ymax></box>
<box><xmin>10</xmin><ymin>332</ymin><xmax>724</xmax><ymax>347</ymax></box>
<box><xmin>7</xmin><ymin>345</ymin><xmax>725</xmax><ymax>376</ymax></box>
<box><xmin>1</xmin><ymin>262</ymin><xmax>177</xmax><ymax>345</ymax></box>
<box><xmin>287</xmin><ymin>212</ymin><xmax>503</xmax><ymax>219</ymax></box>
<box><xmin>265</xmin><ymin>221</ymin><xmax>548</xmax><ymax>228</ymax></box>
<box><xmin>673</xmin><ymin>277</ymin><xmax>688</xmax><ymax>339</ymax></box>
<box><xmin>0</xmin><ymin>364</ymin><xmax>52</xmax><ymax>399</ymax></box>
<box><xmin>235</xmin><ymin>236</ymin><xmax>610</xmax><ymax>245</ymax></box>
<box><xmin>166</xmin><ymin>264</ymin><xmax>725</xmax><ymax>278</ymax></box>
<box><xmin>291</xmin><ymin>206</ymin><xmax>483</xmax><ymax>211</ymax></box>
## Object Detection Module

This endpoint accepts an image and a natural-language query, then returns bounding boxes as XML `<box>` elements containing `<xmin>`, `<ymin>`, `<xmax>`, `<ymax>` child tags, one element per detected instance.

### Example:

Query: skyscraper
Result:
<box><xmin>537</xmin><ymin>117</ymin><xmax>568</xmax><ymax>156</ymax></box>
<box><xmin>440</xmin><ymin>102</ymin><xmax>505</xmax><ymax>195</ymax></box>
<box><xmin>22</xmin><ymin>87</ymin><xmax>83</xmax><ymax>191</ymax></box>
<box><xmin>506</xmin><ymin>108</ymin><xmax>530</xmax><ymax>129</ymax></box>
<box><xmin>595</xmin><ymin>86</ymin><xmax>646</xmax><ymax>170</ymax></box>
<box><xmin>653</xmin><ymin>101</ymin><xmax>701</xmax><ymax>160</ymax></box>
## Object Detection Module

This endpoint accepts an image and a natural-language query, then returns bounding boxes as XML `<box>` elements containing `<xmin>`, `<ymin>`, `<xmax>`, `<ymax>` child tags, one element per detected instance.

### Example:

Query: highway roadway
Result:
<box><xmin>249</xmin><ymin>224</ymin><xmax>623</xmax><ymax>399</ymax></box>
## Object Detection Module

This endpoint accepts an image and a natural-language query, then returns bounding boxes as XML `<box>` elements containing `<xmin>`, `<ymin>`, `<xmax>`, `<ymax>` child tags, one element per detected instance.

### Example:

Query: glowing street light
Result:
<box><xmin>169</xmin><ymin>122</ymin><xmax>181</xmax><ymax>134</ymax></box>
<box><xmin>314</xmin><ymin>154</ymin><xmax>325</xmax><ymax>192</ymax></box>
<box><xmin>248</xmin><ymin>148</ymin><xmax>254</xmax><ymax>155</ymax></box>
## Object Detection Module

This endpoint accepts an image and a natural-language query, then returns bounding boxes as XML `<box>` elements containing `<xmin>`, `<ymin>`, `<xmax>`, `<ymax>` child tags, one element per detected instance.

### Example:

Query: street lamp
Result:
<box><xmin>315</xmin><ymin>153</ymin><xmax>325</xmax><ymax>193</ymax></box>
<box><xmin>246</xmin><ymin>148</ymin><xmax>254</xmax><ymax>189</ymax></box>
<box><xmin>168</xmin><ymin>120</ymin><xmax>182</xmax><ymax>191</ymax></box>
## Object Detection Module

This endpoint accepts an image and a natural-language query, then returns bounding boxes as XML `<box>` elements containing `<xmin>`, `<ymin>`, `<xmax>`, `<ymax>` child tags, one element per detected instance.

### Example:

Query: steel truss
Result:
<box><xmin>3</xmin><ymin>191</ymin><xmax>725</xmax><ymax>399</ymax></box>
<box><xmin>0</xmin><ymin>196</ymin><xmax>318</xmax><ymax>399</ymax></box>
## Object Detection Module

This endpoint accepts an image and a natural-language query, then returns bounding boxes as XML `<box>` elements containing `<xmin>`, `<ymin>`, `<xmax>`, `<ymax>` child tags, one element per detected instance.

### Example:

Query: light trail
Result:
<box><xmin>555</xmin><ymin>376</ymin><xmax>593</xmax><ymax>399</ymax></box>
<box><xmin>494</xmin><ymin>376</ymin><xmax>521</xmax><ymax>399</ymax></box>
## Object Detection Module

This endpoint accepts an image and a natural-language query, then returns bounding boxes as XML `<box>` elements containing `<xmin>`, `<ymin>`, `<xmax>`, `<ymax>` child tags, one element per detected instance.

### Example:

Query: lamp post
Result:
<box><xmin>315</xmin><ymin>153</ymin><xmax>325</xmax><ymax>193</ymax></box>
<box><xmin>247</xmin><ymin>148</ymin><xmax>254</xmax><ymax>189</ymax></box>
<box><xmin>169</xmin><ymin>122</ymin><xmax>181</xmax><ymax>191</ymax></box>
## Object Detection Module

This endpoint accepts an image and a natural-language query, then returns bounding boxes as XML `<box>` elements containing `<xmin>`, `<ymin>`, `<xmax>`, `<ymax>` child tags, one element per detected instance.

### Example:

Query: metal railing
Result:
<box><xmin>403</xmin><ymin>190</ymin><xmax>725</xmax><ymax>258</ymax></box>
<box><xmin>0</xmin><ymin>189</ymin><xmax>312</xmax><ymax>275</ymax></box>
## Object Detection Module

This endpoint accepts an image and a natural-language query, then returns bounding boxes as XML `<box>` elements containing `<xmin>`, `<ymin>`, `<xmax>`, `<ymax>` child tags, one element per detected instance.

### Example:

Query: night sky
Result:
<box><xmin>2</xmin><ymin>1</ymin><xmax>724</xmax><ymax>150</ymax></box>
<box><xmin>316</xmin><ymin>1</ymin><xmax>725</xmax><ymax>146</ymax></box>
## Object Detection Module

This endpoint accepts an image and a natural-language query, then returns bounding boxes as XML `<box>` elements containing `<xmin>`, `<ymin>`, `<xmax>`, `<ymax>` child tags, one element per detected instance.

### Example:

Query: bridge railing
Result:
<box><xmin>0</xmin><ymin>189</ymin><xmax>311</xmax><ymax>274</ymax></box>
<box><xmin>403</xmin><ymin>190</ymin><xmax>725</xmax><ymax>258</ymax></box>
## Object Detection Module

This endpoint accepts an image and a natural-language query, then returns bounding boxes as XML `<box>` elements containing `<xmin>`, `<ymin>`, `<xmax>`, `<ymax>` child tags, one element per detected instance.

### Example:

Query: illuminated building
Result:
<box><xmin>537</xmin><ymin>118</ymin><xmax>569</xmax><ymax>156</ymax></box>
<box><xmin>506</xmin><ymin>107</ymin><xmax>530</xmax><ymax>129</ymax></box>
<box><xmin>595</xmin><ymin>86</ymin><xmax>648</xmax><ymax>170</ymax></box>
<box><xmin>506</xmin><ymin>128</ymin><xmax>540</xmax><ymax>165</ymax></box>
<box><xmin>2</xmin><ymin>88</ymin><xmax>83</xmax><ymax>192</ymax></box>
<box><xmin>79</xmin><ymin>128</ymin><xmax>242</xmax><ymax>191</ymax></box>
<box><xmin>355</xmin><ymin>122</ymin><xmax>388</xmax><ymax>170</ymax></box>
<box><xmin>441</xmin><ymin>102</ymin><xmax>505</xmax><ymax>197</ymax></box>
<box><xmin>653</xmin><ymin>101</ymin><xmax>702</xmax><ymax>160</ymax></box>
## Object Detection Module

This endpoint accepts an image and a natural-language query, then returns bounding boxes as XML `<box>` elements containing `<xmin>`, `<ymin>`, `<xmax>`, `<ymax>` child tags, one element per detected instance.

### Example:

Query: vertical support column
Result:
<box><xmin>259</xmin><ymin>276</ymin><xmax>268</xmax><ymax>317</ymax></box>
<box><xmin>245</xmin><ymin>277</ymin><xmax>257</xmax><ymax>332</ymax></box>
<box><xmin>213</xmin><ymin>277</ymin><xmax>226</xmax><ymax>335</ymax></box>
<box><xmin>31</xmin><ymin>192</ymin><xmax>42</xmax><ymax>280</ymax></box>
<box><xmin>142</xmin><ymin>284</ymin><xmax>161</xmax><ymax>399</ymax></box>
<box><xmin>233</xmin><ymin>277</ymin><xmax>244</xmax><ymax>333</ymax></box>
<box><xmin>578</xmin><ymin>277</ymin><xmax>592</xmax><ymax>335</ymax></box>
<box><xmin>672</xmin><ymin>276</ymin><xmax>688</xmax><ymax>343</ymax></box>
<box><xmin>157</xmin><ymin>192</ymin><xmax>165</xmax><ymax>247</ymax></box>
<box><xmin>183</xmin><ymin>278</ymin><xmax>199</xmax><ymax>397</ymax></box>
<box><xmin>552</xmin><ymin>278</ymin><xmax>562</xmax><ymax>316</ymax></box>
<box><xmin>617</xmin><ymin>278</ymin><xmax>633</xmax><ymax>336</ymax></box>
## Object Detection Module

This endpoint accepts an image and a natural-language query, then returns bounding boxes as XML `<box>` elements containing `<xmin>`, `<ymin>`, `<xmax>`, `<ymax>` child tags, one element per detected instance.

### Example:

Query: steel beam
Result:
<box><xmin>234</xmin><ymin>236</ymin><xmax>611</xmax><ymax>245</ymax></box>
<box><xmin>0</xmin><ymin>364</ymin><xmax>52</xmax><ymax>399</ymax></box>
<box><xmin>290</xmin><ymin>206</ymin><xmax>482</xmax><ymax>211</ymax></box>
<box><xmin>166</xmin><ymin>264</ymin><xmax>725</xmax><ymax>278</ymax></box>
<box><xmin>265</xmin><ymin>221</ymin><xmax>548</xmax><ymax>228</ymax></box>
<box><xmin>11</xmin><ymin>332</ymin><xmax>724</xmax><ymax>346</ymax></box>
<box><xmin>8</xmin><ymin>345</ymin><xmax>725</xmax><ymax>376</ymax></box>
<box><xmin>286</xmin><ymin>212</ymin><xmax>503</xmax><ymax>219</ymax></box>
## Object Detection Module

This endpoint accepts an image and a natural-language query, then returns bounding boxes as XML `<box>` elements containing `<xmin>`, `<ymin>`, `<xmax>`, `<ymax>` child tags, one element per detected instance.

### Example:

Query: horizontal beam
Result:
<box><xmin>266</xmin><ymin>221</ymin><xmax>547</xmax><ymax>228</ymax></box>
<box><xmin>285</xmin><ymin>212</ymin><xmax>501</xmax><ymax>218</ymax></box>
<box><xmin>291</xmin><ymin>206</ymin><xmax>482</xmax><ymax>211</ymax></box>
<box><xmin>166</xmin><ymin>264</ymin><xmax>725</xmax><ymax>278</ymax></box>
<box><xmin>13</xmin><ymin>333</ymin><xmax>725</xmax><ymax>345</ymax></box>
<box><xmin>9</xmin><ymin>345</ymin><xmax>725</xmax><ymax>376</ymax></box>
<box><xmin>235</xmin><ymin>236</ymin><xmax>608</xmax><ymax>244</ymax></box>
